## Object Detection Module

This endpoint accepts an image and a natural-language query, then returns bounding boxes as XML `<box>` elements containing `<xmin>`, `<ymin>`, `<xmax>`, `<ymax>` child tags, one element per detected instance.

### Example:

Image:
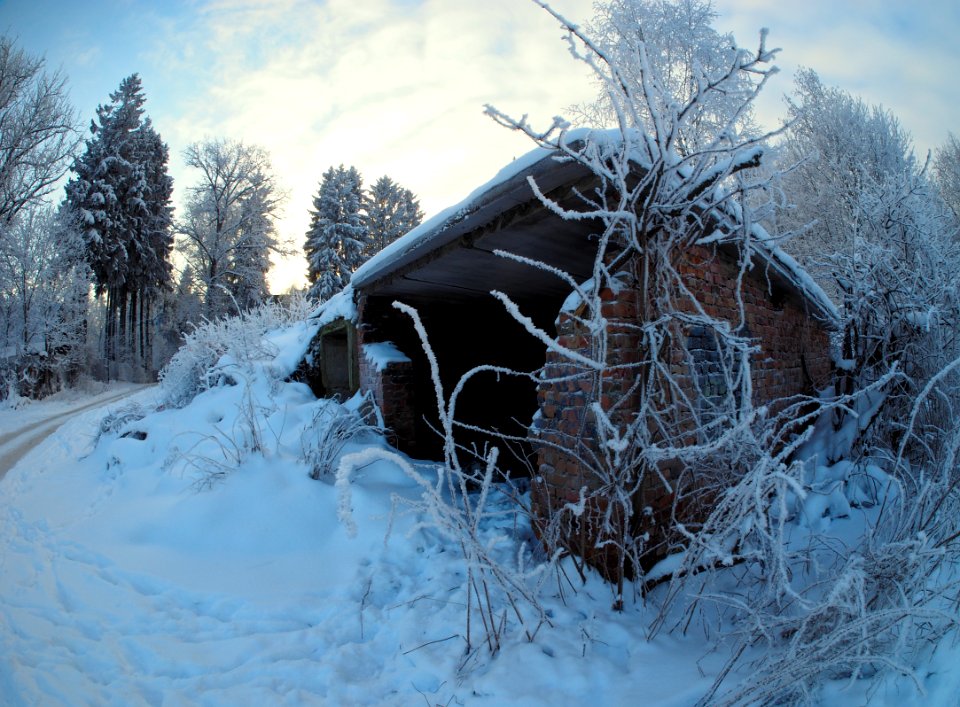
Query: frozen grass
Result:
<box><xmin>159</xmin><ymin>294</ymin><xmax>315</xmax><ymax>409</ymax></box>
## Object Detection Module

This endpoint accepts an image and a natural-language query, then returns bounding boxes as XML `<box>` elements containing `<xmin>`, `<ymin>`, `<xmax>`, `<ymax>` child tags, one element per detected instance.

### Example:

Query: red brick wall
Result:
<box><xmin>675</xmin><ymin>245</ymin><xmax>832</xmax><ymax>408</ymax></box>
<box><xmin>531</xmin><ymin>244</ymin><xmax>834</xmax><ymax>572</ymax></box>
<box><xmin>355</xmin><ymin>295</ymin><xmax>417</xmax><ymax>450</ymax></box>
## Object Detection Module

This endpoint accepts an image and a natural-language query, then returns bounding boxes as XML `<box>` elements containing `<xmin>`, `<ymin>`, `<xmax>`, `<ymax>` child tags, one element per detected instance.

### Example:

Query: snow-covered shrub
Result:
<box><xmin>156</xmin><ymin>293</ymin><xmax>322</xmax><ymax>487</ymax></box>
<box><xmin>159</xmin><ymin>295</ymin><xmax>313</xmax><ymax>408</ymax></box>
<box><xmin>94</xmin><ymin>402</ymin><xmax>147</xmax><ymax>445</ymax></box>
<box><xmin>301</xmin><ymin>396</ymin><xmax>384</xmax><ymax>481</ymax></box>
<box><xmin>339</xmin><ymin>445</ymin><xmax>552</xmax><ymax>656</ymax></box>
<box><xmin>698</xmin><ymin>402</ymin><xmax>960</xmax><ymax>705</ymax></box>
<box><xmin>775</xmin><ymin>69</ymin><xmax>960</xmax><ymax>463</ymax></box>
<box><xmin>179</xmin><ymin>419</ymin><xmax>263</xmax><ymax>489</ymax></box>
<box><xmin>650</xmin><ymin>345</ymin><xmax>960</xmax><ymax>704</ymax></box>
<box><xmin>0</xmin><ymin>380</ymin><xmax>28</xmax><ymax>409</ymax></box>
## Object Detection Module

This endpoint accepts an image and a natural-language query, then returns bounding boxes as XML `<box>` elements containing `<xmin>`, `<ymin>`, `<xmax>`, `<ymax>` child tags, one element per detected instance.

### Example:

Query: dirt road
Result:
<box><xmin>0</xmin><ymin>387</ymin><xmax>149</xmax><ymax>480</ymax></box>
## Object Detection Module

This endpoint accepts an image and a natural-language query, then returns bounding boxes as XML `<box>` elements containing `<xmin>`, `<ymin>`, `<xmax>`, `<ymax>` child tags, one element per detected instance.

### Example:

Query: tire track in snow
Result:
<box><xmin>0</xmin><ymin>387</ymin><xmax>149</xmax><ymax>480</ymax></box>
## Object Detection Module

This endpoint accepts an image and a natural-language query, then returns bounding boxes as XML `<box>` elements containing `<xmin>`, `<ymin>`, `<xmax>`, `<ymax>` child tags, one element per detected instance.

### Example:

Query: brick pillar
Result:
<box><xmin>356</xmin><ymin>298</ymin><xmax>417</xmax><ymax>452</ymax></box>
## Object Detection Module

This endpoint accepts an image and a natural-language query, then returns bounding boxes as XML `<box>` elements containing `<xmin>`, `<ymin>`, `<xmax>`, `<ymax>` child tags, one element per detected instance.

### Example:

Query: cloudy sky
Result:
<box><xmin>1</xmin><ymin>0</ymin><xmax>958</xmax><ymax>292</ymax></box>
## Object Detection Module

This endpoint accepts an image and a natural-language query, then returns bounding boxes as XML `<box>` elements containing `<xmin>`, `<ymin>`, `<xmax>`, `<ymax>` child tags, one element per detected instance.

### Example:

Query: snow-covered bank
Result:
<box><xmin>0</xmin><ymin>383</ymin><xmax>718</xmax><ymax>704</ymax></box>
<box><xmin>0</xmin><ymin>313</ymin><xmax>957</xmax><ymax>705</ymax></box>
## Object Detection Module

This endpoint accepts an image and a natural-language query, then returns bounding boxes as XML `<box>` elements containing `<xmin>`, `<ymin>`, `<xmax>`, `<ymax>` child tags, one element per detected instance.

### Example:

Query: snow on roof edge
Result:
<box><xmin>309</xmin><ymin>286</ymin><xmax>358</xmax><ymax>327</ymax></box>
<box><xmin>350</xmin><ymin>128</ymin><xmax>839</xmax><ymax>326</ymax></box>
<box><xmin>752</xmin><ymin>225</ymin><xmax>841</xmax><ymax>325</ymax></box>
<box><xmin>350</xmin><ymin>127</ymin><xmax>613</xmax><ymax>289</ymax></box>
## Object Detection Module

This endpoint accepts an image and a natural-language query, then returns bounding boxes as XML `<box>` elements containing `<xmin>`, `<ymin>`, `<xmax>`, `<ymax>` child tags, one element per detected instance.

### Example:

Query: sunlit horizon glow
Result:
<box><xmin>1</xmin><ymin>0</ymin><xmax>957</xmax><ymax>293</ymax></box>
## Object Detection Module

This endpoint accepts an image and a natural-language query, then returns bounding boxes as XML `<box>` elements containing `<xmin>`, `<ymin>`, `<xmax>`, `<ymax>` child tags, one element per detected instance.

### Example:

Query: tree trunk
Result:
<box><xmin>21</xmin><ymin>273</ymin><xmax>29</xmax><ymax>351</ymax></box>
<box><xmin>141</xmin><ymin>293</ymin><xmax>150</xmax><ymax>376</ymax></box>
<box><xmin>118</xmin><ymin>286</ymin><xmax>128</xmax><ymax>372</ymax></box>
<box><xmin>131</xmin><ymin>288</ymin><xmax>139</xmax><ymax>369</ymax></box>
<box><xmin>105</xmin><ymin>287</ymin><xmax>115</xmax><ymax>381</ymax></box>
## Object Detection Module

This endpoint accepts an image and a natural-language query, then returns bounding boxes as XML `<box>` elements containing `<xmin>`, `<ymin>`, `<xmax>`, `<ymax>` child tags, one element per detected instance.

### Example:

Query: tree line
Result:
<box><xmin>0</xmin><ymin>38</ymin><xmax>423</xmax><ymax>397</ymax></box>
<box><xmin>304</xmin><ymin>165</ymin><xmax>423</xmax><ymax>302</ymax></box>
<box><xmin>1</xmin><ymin>0</ymin><xmax>959</xmax><ymax>402</ymax></box>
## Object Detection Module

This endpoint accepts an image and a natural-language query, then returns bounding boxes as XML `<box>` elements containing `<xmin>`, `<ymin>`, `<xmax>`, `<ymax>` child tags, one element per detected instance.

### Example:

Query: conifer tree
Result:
<box><xmin>65</xmin><ymin>74</ymin><xmax>173</xmax><ymax>377</ymax></box>
<box><xmin>304</xmin><ymin>165</ymin><xmax>366</xmax><ymax>301</ymax></box>
<box><xmin>363</xmin><ymin>175</ymin><xmax>423</xmax><ymax>259</ymax></box>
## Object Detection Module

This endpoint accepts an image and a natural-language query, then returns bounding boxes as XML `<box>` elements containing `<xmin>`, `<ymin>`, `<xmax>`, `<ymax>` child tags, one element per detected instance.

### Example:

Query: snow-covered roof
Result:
<box><xmin>350</xmin><ymin>129</ymin><xmax>839</xmax><ymax>325</ymax></box>
<box><xmin>309</xmin><ymin>285</ymin><xmax>358</xmax><ymax>326</ymax></box>
<box><xmin>350</xmin><ymin>128</ymin><xmax>603</xmax><ymax>291</ymax></box>
<box><xmin>745</xmin><ymin>226</ymin><xmax>840</xmax><ymax>323</ymax></box>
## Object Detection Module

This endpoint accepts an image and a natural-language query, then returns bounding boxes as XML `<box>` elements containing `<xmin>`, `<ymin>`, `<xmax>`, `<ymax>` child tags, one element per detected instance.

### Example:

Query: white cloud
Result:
<box><xmin>713</xmin><ymin>0</ymin><xmax>960</xmax><ymax>157</ymax></box>
<box><xmin>150</xmin><ymin>0</ymin><xmax>596</xmax><ymax>291</ymax></box>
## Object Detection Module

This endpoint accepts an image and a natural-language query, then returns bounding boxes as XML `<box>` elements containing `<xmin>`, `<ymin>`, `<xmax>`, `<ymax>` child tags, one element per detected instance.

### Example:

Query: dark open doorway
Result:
<box><xmin>362</xmin><ymin>293</ymin><xmax>564</xmax><ymax>474</ymax></box>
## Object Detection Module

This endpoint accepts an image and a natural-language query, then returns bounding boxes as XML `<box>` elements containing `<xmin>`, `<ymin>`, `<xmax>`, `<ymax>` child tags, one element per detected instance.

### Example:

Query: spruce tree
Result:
<box><xmin>304</xmin><ymin>165</ymin><xmax>366</xmax><ymax>301</ymax></box>
<box><xmin>65</xmin><ymin>74</ymin><xmax>173</xmax><ymax>377</ymax></box>
<box><xmin>363</xmin><ymin>175</ymin><xmax>423</xmax><ymax>259</ymax></box>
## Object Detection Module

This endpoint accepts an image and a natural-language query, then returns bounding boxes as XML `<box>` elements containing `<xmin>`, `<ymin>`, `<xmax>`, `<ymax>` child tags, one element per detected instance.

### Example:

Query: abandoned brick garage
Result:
<box><xmin>301</xmin><ymin>139</ymin><xmax>839</xmax><ymax>570</ymax></box>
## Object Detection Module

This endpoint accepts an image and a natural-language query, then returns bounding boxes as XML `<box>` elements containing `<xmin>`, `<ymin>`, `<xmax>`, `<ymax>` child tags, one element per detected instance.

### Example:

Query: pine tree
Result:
<box><xmin>127</xmin><ymin>116</ymin><xmax>173</xmax><ymax>368</ymax></box>
<box><xmin>362</xmin><ymin>175</ymin><xmax>423</xmax><ymax>259</ymax></box>
<box><xmin>65</xmin><ymin>74</ymin><xmax>173</xmax><ymax>378</ymax></box>
<box><xmin>304</xmin><ymin>165</ymin><xmax>366</xmax><ymax>301</ymax></box>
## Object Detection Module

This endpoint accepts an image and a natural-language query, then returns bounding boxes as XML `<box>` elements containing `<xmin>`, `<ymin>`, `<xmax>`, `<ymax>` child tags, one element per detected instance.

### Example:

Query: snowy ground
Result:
<box><xmin>0</xmin><ymin>325</ymin><xmax>957</xmax><ymax>705</ymax></box>
<box><xmin>0</xmin><ymin>382</ymin><xmax>147</xmax><ymax>478</ymax></box>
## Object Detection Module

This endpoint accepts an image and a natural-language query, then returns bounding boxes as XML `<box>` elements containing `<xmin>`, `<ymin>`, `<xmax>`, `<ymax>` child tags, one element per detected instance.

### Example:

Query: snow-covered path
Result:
<box><xmin>0</xmin><ymin>385</ymin><xmax>148</xmax><ymax>479</ymax></box>
<box><xmin>0</xmin><ymin>371</ymin><xmax>728</xmax><ymax>706</ymax></box>
<box><xmin>0</xmin><ymin>379</ymin><xmax>474</xmax><ymax>705</ymax></box>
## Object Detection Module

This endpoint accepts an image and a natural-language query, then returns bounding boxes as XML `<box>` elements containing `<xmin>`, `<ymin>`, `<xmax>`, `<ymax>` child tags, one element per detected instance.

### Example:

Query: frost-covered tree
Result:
<box><xmin>362</xmin><ymin>175</ymin><xmax>423</xmax><ymax>258</ymax></box>
<box><xmin>177</xmin><ymin>139</ymin><xmax>283</xmax><ymax>318</ymax></box>
<box><xmin>571</xmin><ymin>0</ymin><xmax>759</xmax><ymax>154</ymax></box>
<box><xmin>65</xmin><ymin>74</ymin><xmax>173</xmax><ymax>378</ymax></box>
<box><xmin>0</xmin><ymin>36</ymin><xmax>85</xmax><ymax>394</ymax></box>
<box><xmin>0</xmin><ymin>36</ymin><xmax>79</xmax><ymax>224</ymax></box>
<box><xmin>0</xmin><ymin>203</ymin><xmax>89</xmax><ymax>396</ymax></box>
<box><xmin>127</xmin><ymin>116</ymin><xmax>175</xmax><ymax>367</ymax></box>
<box><xmin>777</xmin><ymin>70</ymin><xmax>914</xmax><ymax>270</ymax></box>
<box><xmin>227</xmin><ymin>185</ymin><xmax>277</xmax><ymax>311</ymax></box>
<box><xmin>304</xmin><ymin>165</ymin><xmax>366</xmax><ymax>301</ymax></box>
<box><xmin>775</xmin><ymin>70</ymin><xmax>959</xmax><ymax>418</ymax></box>
<box><xmin>934</xmin><ymin>132</ymin><xmax>960</xmax><ymax>223</ymax></box>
